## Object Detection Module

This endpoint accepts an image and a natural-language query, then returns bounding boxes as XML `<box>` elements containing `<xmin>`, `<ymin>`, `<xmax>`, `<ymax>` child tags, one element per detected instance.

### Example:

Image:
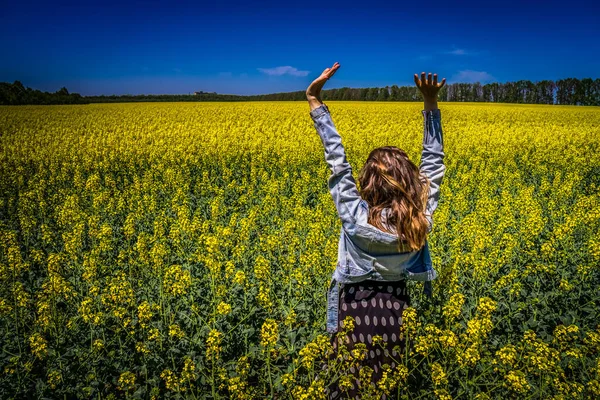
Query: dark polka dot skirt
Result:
<box><xmin>326</xmin><ymin>279</ymin><xmax>411</xmax><ymax>400</ymax></box>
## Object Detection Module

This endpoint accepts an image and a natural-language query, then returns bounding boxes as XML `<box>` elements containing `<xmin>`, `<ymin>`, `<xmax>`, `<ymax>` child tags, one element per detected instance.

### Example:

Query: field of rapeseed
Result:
<box><xmin>1</xmin><ymin>101</ymin><xmax>599</xmax><ymax>399</ymax></box>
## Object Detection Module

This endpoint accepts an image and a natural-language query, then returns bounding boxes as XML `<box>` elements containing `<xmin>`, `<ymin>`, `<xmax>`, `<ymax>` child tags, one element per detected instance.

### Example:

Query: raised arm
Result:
<box><xmin>307</xmin><ymin>63</ymin><xmax>363</xmax><ymax>231</ymax></box>
<box><xmin>414</xmin><ymin>72</ymin><xmax>446</xmax><ymax>233</ymax></box>
<box><xmin>309</xmin><ymin>104</ymin><xmax>363</xmax><ymax>230</ymax></box>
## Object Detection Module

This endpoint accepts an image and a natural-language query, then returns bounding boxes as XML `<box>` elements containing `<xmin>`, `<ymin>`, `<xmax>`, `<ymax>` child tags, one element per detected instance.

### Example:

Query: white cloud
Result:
<box><xmin>450</xmin><ymin>70</ymin><xmax>495</xmax><ymax>83</ymax></box>
<box><xmin>447</xmin><ymin>48</ymin><xmax>467</xmax><ymax>55</ymax></box>
<box><xmin>257</xmin><ymin>66</ymin><xmax>310</xmax><ymax>77</ymax></box>
<box><xmin>443</xmin><ymin>46</ymin><xmax>481</xmax><ymax>56</ymax></box>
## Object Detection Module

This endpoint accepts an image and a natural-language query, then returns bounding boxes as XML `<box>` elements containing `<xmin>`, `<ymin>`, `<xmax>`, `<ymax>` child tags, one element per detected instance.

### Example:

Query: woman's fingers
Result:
<box><xmin>331</xmin><ymin>62</ymin><xmax>340</xmax><ymax>76</ymax></box>
<box><xmin>325</xmin><ymin>62</ymin><xmax>340</xmax><ymax>79</ymax></box>
<box><xmin>415</xmin><ymin>72</ymin><xmax>445</xmax><ymax>88</ymax></box>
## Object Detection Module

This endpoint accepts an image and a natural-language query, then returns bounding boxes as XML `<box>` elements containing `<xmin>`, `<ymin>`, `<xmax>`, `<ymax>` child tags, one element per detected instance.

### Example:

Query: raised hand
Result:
<box><xmin>414</xmin><ymin>72</ymin><xmax>446</xmax><ymax>101</ymax></box>
<box><xmin>306</xmin><ymin>62</ymin><xmax>340</xmax><ymax>103</ymax></box>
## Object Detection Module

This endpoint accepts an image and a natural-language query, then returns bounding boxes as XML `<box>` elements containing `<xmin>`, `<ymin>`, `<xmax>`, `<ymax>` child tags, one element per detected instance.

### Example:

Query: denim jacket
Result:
<box><xmin>309</xmin><ymin>103</ymin><xmax>446</xmax><ymax>334</ymax></box>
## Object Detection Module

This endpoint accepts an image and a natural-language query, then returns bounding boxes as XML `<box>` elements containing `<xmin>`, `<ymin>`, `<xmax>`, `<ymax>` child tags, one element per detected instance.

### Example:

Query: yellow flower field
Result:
<box><xmin>1</xmin><ymin>101</ymin><xmax>599</xmax><ymax>399</ymax></box>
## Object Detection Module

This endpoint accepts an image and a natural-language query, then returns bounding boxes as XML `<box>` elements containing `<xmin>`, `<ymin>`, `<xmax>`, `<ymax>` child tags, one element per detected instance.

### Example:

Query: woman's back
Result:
<box><xmin>309</xmin><ymin>103</ymin><xmax>444</xmax><ymax>303</ymax></box>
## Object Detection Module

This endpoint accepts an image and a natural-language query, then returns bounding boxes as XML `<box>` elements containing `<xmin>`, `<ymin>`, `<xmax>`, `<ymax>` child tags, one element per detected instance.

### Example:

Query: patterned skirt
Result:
<box><xmin>325</xmin><ymin>279</ymin><xmax>411</xmax><ymax>400</ymax></box>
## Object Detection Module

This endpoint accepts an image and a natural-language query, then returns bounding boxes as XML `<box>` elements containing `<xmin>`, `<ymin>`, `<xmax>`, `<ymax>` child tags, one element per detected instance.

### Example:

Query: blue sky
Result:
<box><xmin>1</xmin><ymin>0</ymin><xmax>599</xmax><ymax>96</ymax></box>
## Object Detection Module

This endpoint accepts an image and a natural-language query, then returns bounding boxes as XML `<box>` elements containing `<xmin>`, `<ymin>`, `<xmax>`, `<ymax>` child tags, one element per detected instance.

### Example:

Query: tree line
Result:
<box><xmin>0</xmin><ymin>81</ymin><xmax>86</xmax><ymax>105</ymax></box>
<box><xmin>250</xmin><ymin>78</ymin><xmax>600</xmax><ymax>106</ymax></box>
<box><xmin>1</xmin><ymin>78</ymin><xmax>599</xmax><ymax>105</ymax></box>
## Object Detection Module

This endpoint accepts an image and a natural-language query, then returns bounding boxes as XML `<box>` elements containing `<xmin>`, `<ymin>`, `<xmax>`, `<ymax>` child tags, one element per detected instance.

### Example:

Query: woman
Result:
<box><xmin>306</xmin><ymin>63</ymin><xmax>446</xmax><ymax>398</ymax></box>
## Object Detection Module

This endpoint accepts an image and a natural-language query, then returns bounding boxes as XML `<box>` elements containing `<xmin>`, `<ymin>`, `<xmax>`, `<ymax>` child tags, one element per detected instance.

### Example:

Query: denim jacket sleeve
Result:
<box><xmin>419</xmin><ymin>108</ymin><xmax>446</xmax><ymax>233</ymax></box>
<box><xmin>310</xmin><ymin>103</ymin><xmax>362</xmax><ymax>231</ymax></box>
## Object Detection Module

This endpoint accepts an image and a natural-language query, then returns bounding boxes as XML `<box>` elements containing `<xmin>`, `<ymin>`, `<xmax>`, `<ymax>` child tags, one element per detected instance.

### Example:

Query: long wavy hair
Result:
<box><xmin>358</xmin><ymin>146</ymin><xmax>430</xmax><ymax>252</ymax></box>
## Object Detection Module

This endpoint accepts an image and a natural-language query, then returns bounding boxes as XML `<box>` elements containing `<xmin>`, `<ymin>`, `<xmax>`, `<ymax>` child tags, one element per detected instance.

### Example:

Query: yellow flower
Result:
<box><xmin>12</xmin><ymin>282</ymin><xmax>30</xmax><ymax>308</ymax></box>
<box><xmin>523</xmin><ymin>330</ymin><xmax>537</xmax><ymax>343</ymax></box>
<box><xmin>584</xmin><ymin>331</ymin><xmax>600</xmax><ymax>353</ymax></box>
<box><xmin>414</xmin><ymin>335</ymin><xmax>433</xmax><ymax>356</ymax></box>
<box><xmin>341</xmin><ymin>315</ymin><xmax>355</xmax><ymax>333</ymax></box>
<box><xmin>298</xmin><ymin>335</ymin><xmax>331</xmax><ymax>369</ymax></box>
<box><xmin>401</xmin><ymin>307</ymin><xmax>421</xmax><ymax>337</ymax></box>
<box><xmin>206</xmin><ymin>329</ymin><xmax>223</xmax><ymax>360</ymax></box>
<box><xmin>466</xmin><ymin>316</ymin><xmax>494</xmax><ymax>344</ymax></box>
<box><xmin>136</xmin><ymin>342</ymin><xmax>150</xmax><ymax>354</ymax></box>
<box><xmin>508</xmin><ymin>282</ymin><xmax>522</xmax><ymax>296</ymax></box>
<box><xmin>442</xmin><ymin>292</ymin><xmax>465</xmax><ymax>322</ymax></box>
<box><xmin>233</xmin><ymin>270</ymin><xmax>246</xmax><ymax>286</ymax></box>
<box><xmin>257</xmin><ymin>284</ymin><xmax>273</xmax><ymax>309</ymax></box>
<box><xmin>351</xmin><ymin>343</ymin><xmax>367</xmax><ymax>361</ymax></box>
<box><xmin>180</xmin><ymin>357</ymin><xmax>196</xmax><ymax>382</ymax></box>
<box><xmin>148</xmin><ymin>327</ymin><xmax>160</xmax><ymax>341</ymax></box>
<box><xmin>0</xmin><ymin>298</ymin><xmax>12</xmax><ymax>315</ymax></box>
<box><xmin>47</xmin><ymin>370</ymin><xmax>62</xmax><ymax>389</ymax></box>
<box><xmin>431</xmin><ymin>362</ymin><xmax>448</xmax><ymax>386</ymax></box>
<box><xmin>438</xmin><ymin>330</ymin><xmax>459</xmax><ymax>348</ymax></box>
<box><xmin>285</xmin><ymin>310</ymin><xmax>296</xmax><ymax>326</ymax></box>
<box><xmin>29</xmin><ymin>333</ymin><xmax>48</xmax><ymax>359</ymax></box>
<box><xmin>217</xmin><ymin>302</ymin><xmax>232</xmax><ymax>316</ymax></box>
<box><xmin>588</xmin><ymin>380</ymin><xmax>600</xmax><ymax>397</ymax></box>
<box><xmin>236</xmin><ymin>355</ymin><xmax>250</xmax><ymax>377</ymax></box>
<box><xmin>565</xmin><ymin>348</ymin><xmax>582</xmax><ymax>358</ymax></box>
<box><xmin>521</xmin><ymin>330</ymin><xmax>561</xmax><ymax>374</ymax></box>
<box><xmin>495</xmin><ymin>344</ymin><xmax>517</xmax><ymax>367</ymax></box>
<box><xmin>359</xmin><ymin>365</ymin><xmax>374</xmax><ymax>385</ymax></box>
<box><xmin>224</xmin><ymin>261</ymin><xmax>235</xmax><ymax>278</ymax></box>
<box><xmin>559</xmin><ymin>279</ymin><xmax>572</xmax><ymax>291</ymax></box>
<box><xmin>118</xmin><ymin>371</ymin><xmax>136</xmax><ymax>391</ymax></box>
<box><xmin>92</xmin><ymin>339</ymin><xmax>104</xmax><ymax>351</ymax></box>
<box><xmin>476</xmin><ymin>297</ymin><xmax>497</xmax><ymax>316</ymax></box>
<box><xmin>137</xmin><ymin>301</ymin><xmax>153</xmax><ymax>327</ymax></box>
<box><xmin>89</xmin><ymin>285</ymin><xmax>100</xmax><ymax>297</ymax></box>
<box><xmin>169</xmin><ymin>324</ymin><xmax>185</xmax><ymax>339</ymax></box>
<box><xmin>372</xmin><ymin>334</ymin><xmax>384</xmax><ymax>347</ymax></box>
<box><xmin>106</xmin><ymin>273</ymin><xmax>133</xmax><ymax>303</ymax></box>
<box><xmin>434</xmin><ymin>388</ymin><xmax>453</xmax><ymax>400</ymax></box>
<box><xmin>504</xmin><ymin>370</ymin><xmax>529</xmax><ymax>393</ymax></box>
<box><xmin>227</xmin><ymin>376</ymin><xmax>246</xmax><ymax>398</ymax></box>
<box><xmin>35</xmin><ymin>299</ymin><xmax>51</xmax><ymax>327</ymax></box>
<box><xmin>377</xmin><ymin>363</ymin><xmax>408</xmax><ymax>393</ymax></box>
<box><xmin>281</xmin><ymin>373</ymin><xmax>295</xmax><ymax>387</ymax></box>
<box><xmin>163</xmin><ymin>264</ymin><xmax>191</xmax><ymax>296</ymax></box>
<box><xmin>338</xmin><ymin>375</ymin><xmax>354</xmax><ymax>391</ymax></box>
<box><xmin>161</xmin><ymin>369</ymin><xmax>183</xmax><ymax>392</ymax></box>
<box><xmin>456</xmin><ymin>343</ymin><xmax>480</xmax><ymax>367</ymax></box>
<box><xmin>260</xmin><ymin>318</ymin><xmax>279</xmax><ymax>348</ymax></box>
<box><xmin>253</xmin><ymin>255</ymin><xmax>270</xmax><ymax>280</ymax></box>
<box><xmin>553</xmin><ymin>324</ymin><xmax>579</xmax><ymax>343</ymax></box>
